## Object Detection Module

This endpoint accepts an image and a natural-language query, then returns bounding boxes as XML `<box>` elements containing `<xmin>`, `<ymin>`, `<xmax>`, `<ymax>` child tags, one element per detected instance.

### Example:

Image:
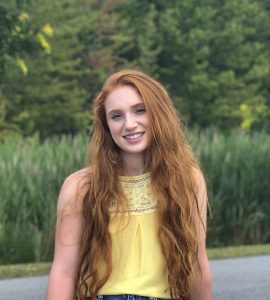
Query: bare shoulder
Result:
<box><xmin>57</xmin><ymin>167</ymin><xmax>92</xmax><ymax>214</ymax></box>
<box><xmin>191</xmin><ymin>167</ymin><xmax>209</xmax><ymax>242</ymax></box>
<box><xmin>191</xmin><ymin>166</ymin><xmax>208</xmax><ymax>210</ymax></box>
<box><xmin>64</xmin><ymin>167</ymin><xmax>92</xmax><ymax>186</ymax></box>
<box><xmin>192</xmin><ymin>167</ymin><xmax>207</xmax><ymax>192</ymax></box>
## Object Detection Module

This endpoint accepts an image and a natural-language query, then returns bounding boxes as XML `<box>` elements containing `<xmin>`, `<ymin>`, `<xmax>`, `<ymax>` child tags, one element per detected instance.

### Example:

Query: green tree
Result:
<box><xmin>2</xmin><ymin>0</ymin><xmax>90</xmax><ymax>138</ymax></box>
<box><xmin>2</xmin><ymin>0</ymin><xmax>270</xmax><ymax>136</ymax></box>
<box><xmin>116</xmin><ymin>0</ymin><xmax>270</xmax><ymax>130</ymax></box>
<box><xmin>2</xmin><ymin>0</ymin><xmax>135</xmax><ymax>138</ymax></box>
<box><xmin>0</xmin><ymin>4</ymin><xmax>42</xmax><ymax>138</ymax></box>
<box><xmin>0</xmin><ymin>1</ymin><xmax>54</xmax><ymax>138</ymax></box>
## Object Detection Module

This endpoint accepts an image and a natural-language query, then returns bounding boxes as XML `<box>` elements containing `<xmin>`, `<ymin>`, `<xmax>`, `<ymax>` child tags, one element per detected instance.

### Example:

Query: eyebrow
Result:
<box><xmin>107</xmin><ymin>103</ymin><xmax>145</xmax><ymax>116</ymax></box>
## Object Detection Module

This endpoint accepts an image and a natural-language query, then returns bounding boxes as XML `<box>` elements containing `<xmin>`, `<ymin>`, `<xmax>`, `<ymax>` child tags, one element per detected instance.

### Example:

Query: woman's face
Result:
<box><xmin>104</xmin><ymin>85</ymin><xmax>149</xmax><ymax>157</ymax></box>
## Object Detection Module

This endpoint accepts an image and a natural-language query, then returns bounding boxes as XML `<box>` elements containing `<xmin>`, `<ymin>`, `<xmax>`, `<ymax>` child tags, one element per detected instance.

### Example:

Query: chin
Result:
<box><xmin>121</xmin><ymin>146</ymin><xmax>147</xmax><ymax>155</ymax></box>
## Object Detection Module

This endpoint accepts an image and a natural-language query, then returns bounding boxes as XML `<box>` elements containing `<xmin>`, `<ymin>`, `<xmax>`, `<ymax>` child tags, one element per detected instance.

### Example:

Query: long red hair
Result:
<box><xmin>76</xmin><ymin>70</ymin><xmax>204</xmax><ymax>300</ymax></box>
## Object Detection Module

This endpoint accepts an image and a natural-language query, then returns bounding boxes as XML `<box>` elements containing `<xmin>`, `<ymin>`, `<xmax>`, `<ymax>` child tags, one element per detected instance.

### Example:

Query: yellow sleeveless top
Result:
<box><xmin>98</xmin><ymin>172</ymin><xmax>170</xmax><ymax>298</ymax></box>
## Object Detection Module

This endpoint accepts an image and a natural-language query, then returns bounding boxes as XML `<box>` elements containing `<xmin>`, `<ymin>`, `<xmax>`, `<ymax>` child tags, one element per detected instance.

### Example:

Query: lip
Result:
<box><xmin>123</xmin><ymin>131</ymin><xmax>144</xmax><ymax>138</ymax></box>
<box><xmin>123</xmin><ymin>132</ymin><xmax>145</xmax><ymax>143</ymax></box>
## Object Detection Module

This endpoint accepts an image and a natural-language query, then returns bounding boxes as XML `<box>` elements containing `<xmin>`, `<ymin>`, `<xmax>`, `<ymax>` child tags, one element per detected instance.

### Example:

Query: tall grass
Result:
<box><xmin>0</xmin><ymin>129</ymin><xmax>269</xmax><ymax>263</ymax></box>
<box><xmin>190</xmin><ymin>128</ymin><xmax>270</xmax><ymax>247</ymax></box>
<box><xmin>0</xmin><ymin>133</ymin><xmax>88</xmax><ymax>264</ymax></box>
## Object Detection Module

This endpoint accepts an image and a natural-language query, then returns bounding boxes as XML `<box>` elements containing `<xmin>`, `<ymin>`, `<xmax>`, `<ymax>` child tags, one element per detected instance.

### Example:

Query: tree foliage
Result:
<box><xmin>1</xmin><ymin>0</ymin><xmax>270</xmax><ymax>138</ymax></box>
<box><xmin>0</xmin><ymin>1</ymin><xmax>53</xmax><ymax>138</ymax></box>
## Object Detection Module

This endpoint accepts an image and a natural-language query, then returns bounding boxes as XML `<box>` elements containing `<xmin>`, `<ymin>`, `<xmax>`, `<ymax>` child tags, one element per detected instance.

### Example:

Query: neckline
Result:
<box><xmin>119</xmin><ymin>172</ymin><xmax>151</xmax><ymax>181</ymax></box>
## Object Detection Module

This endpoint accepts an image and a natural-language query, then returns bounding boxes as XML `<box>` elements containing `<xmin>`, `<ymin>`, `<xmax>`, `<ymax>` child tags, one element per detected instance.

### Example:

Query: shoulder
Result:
<box><xmin>60</xmin><ymin>167</ymin><xmax>92</xmax><ymax>198</ymax></box>
<box><xmin>191</xmin><ymin>167</ymin><xmax>209</xmax><ymax>241</ymax></box>
<box><xmin>191</xmin><ymin>167</ymin><xmax>208</xmax><ymax>208</ymax></box>
<box><xmin>191</xmin><ymin>167</ymin><xmax>207</xmax><ymax>192</ymax></box>
<box><xmin>63</xmin><ymin>167</ymin><xmax>92</xmax><ymax>188</ymax></box>
<box><xmin>57</xmin><ymin>167</ymin><xmax>92</xmax><ymax>214</ymax></box>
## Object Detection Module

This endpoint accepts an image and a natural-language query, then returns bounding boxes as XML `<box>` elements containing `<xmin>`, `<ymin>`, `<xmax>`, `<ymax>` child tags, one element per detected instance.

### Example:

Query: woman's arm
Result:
<box><xmin>46</xmin><ymin>170</ymin><xmax>88</xmax><ymax>300</ymax></box>
<box><xmin>191</xmin><ymin>169</ymin><xmax>212</xmax><ymax>300</ymax></box>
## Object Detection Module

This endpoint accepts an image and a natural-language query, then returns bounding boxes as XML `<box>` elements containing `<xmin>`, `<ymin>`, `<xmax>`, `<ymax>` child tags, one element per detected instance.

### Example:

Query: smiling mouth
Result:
<box><xmin>124</xmin><ymin>132</ymin><xmax>144</xmax><ymax>140</ymax></box>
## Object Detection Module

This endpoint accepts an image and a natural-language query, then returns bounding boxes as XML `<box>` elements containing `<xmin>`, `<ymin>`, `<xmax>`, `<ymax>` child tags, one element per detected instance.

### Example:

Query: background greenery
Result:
<box><xmin>0</xmin><ymin>131</ymin><xmax>269</xmax><ymax>264</ymax></box>
<box><xmin>1</xmin><ymin>0</ymin><xmax>270</xmax><ymax>264</ymax></box>
<box><xmin>1</xmin><ymin>0</ymin><xmax>270</xmax><ymax>139</ymax></box>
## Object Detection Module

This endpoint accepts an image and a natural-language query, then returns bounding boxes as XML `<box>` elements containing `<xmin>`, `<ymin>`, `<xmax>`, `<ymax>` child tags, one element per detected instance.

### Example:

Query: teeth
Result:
<box><xmin>125</xmin><ymin>133</ymin><xmax>143</xmax><ymax>140</ymax></box>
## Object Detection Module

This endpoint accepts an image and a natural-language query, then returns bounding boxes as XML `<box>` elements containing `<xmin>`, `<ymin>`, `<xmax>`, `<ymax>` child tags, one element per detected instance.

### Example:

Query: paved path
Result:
<box><xmin>0</xmin><ymin>275</ymin><xmax>47</xmax><ymax>300</ymax></box>
<box><xmin>0</xmin><ymin>255</ymin><xmax>269</xmax><ymax>300</ymax></box>
<box><xmin>211</xmin><ymin>255</ymin><xmax>270</xmax><ymax>299</ymax></box>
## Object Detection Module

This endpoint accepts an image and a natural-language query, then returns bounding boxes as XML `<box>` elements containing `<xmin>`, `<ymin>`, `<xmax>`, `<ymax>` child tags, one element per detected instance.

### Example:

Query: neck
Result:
<box><xmin>120</xmin><ymin>152</ymin><xmax>146</xmax><ymax>176</ymax></box>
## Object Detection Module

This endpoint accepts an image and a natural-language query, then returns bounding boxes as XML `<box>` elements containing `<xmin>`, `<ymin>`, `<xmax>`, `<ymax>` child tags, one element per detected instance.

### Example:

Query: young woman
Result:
<box><xmin>46</xmin><ymin>70</ymin><xmax>212</xmax><ymax>300</ymax></box>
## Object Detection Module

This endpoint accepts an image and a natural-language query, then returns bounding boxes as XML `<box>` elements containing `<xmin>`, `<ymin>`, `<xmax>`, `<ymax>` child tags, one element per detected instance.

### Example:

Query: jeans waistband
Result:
<box><xmin>92</xmin><ymin>295</ymin><xmax>163</xmax><ymax>300</ymax></box>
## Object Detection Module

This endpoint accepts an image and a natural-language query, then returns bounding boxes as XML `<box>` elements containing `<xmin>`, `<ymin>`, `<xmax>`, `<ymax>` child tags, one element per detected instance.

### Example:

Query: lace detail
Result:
<box><xmin>110</xmin><ymin>172</ymin><xmax>157</xmax><ymax>215</ymax></box>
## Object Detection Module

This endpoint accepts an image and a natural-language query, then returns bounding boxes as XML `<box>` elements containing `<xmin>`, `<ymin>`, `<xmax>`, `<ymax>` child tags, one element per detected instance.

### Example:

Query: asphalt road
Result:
<box><xmin>0</xmin><ymin>255</ymin><xmax>269</xmax><ymax>300</ymax></box>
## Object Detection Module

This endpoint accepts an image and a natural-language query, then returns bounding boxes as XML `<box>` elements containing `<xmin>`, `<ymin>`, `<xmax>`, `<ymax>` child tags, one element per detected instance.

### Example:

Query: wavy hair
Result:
<box><xmin>76</xmin><ymin>70</ymin><xmax>204</xmax><ymax>300</ymax></box>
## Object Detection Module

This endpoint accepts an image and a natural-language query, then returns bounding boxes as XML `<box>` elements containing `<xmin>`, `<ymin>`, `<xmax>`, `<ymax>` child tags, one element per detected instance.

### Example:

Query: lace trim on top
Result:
<box><xmin>110</xmin><ymin>172</ymin><xmax>157</xmax><ymax>215</ymax></box>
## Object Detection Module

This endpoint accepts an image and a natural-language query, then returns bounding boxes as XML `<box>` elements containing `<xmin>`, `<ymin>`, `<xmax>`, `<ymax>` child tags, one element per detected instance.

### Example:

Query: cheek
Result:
<box><xmin>144</xmin><ymin>116</ymin><xmax>151</xmax><ymax>144</ymax></box>
<box><xmin>107</xmin><ymin>122</ymin><xmax>121</xmax><ymax>139</ymax></box>
<box><xmin>143</xmin><ymin>115</ymin><xmax>149</xmax><ymax>128</ymax></box>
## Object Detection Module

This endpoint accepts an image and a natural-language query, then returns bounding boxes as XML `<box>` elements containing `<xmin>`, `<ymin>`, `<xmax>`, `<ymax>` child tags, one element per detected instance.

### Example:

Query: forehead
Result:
<box><xmin>104</xmin><ymin>85</ymin><xmax>143</xmax><ymax>112</ymax></box>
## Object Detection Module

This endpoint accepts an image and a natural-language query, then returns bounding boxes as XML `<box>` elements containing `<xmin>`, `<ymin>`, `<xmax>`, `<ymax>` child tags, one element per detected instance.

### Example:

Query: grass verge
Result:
<box><xmin>0</xmin><ymin>262</ymin><xmax>51</xmax><ymax>279</ymax></box>
<box><xmin>0</xmin><ymin>244</ymin><xmax>269</xmax><ymax>279</ymax></box>
<box><xmin>207</xmin><ymin>243</ymin><xmax>270</xmax><ymax>259</ymax></box>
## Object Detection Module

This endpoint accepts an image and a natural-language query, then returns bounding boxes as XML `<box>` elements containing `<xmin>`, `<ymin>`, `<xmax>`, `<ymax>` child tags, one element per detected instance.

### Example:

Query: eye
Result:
<box><xmin>111</xmin><ymin>113</ymin><xmax>123</xmax><ymax>120</ymax></box>
<box><xmin>135</xmin><ymin>107</ymin><xmax>146</xmax><ymax>114</ymax></box>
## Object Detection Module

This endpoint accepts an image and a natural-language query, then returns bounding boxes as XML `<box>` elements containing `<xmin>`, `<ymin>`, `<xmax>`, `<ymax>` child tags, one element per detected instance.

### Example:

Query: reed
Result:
<box><xmin>0</xmin><ymin>133</ymin><xmax>88</xmax><ymax>263</ymax></box>
<box><xmin>190</xmin><ymin>128</ymin><xmax>270</xmax><ymax>247</ymax></box>
<box><xmin>0</xmin><ymin>129</ymin><xmax>269</xmax><ymax>263</ymax></box>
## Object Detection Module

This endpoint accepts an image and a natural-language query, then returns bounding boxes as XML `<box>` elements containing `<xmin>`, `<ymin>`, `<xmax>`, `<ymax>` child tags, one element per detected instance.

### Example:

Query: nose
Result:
<box><xmin>124</xmin><ymin>114</ymin><xmax>137</xmax><ymax>130</ymax></box>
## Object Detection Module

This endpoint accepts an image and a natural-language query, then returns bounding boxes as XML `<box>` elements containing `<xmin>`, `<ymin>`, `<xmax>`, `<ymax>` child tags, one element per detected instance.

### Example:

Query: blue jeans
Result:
<box><xmin>96</xmin><ymin>296</ymin><xmax>162</xmax><ymax>300</ymax></box>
